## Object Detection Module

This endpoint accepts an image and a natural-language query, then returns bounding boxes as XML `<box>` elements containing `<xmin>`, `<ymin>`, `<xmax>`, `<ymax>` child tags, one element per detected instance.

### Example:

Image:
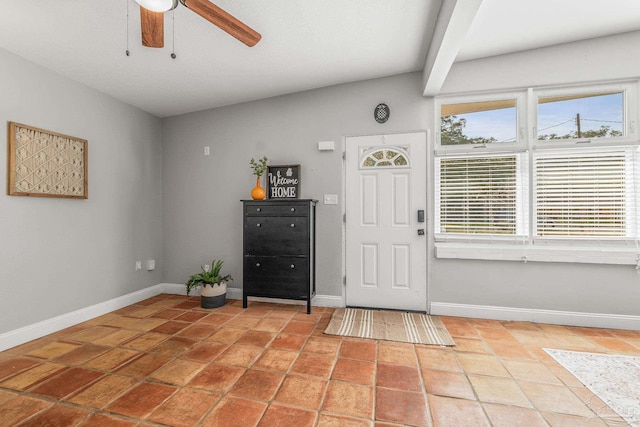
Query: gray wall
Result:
<box><xmin>430</xmin><ymin>31</ymin><xmax>640</xmax><ymax>315</ymax></box>
<box><xmin>5</xmin><ymin>28</ymin><xmax>639</xmax><ymax>336</ymax></box>
<box><xmin>0</xmin><ymin>49</ymin><xmax>164</xmax><ymax>334</ymax></box>
<box><xmin>163</xmin><ymin>31</ymin><xmax>640</xmax><ymax>317</ymax></box>
<box><xmin>161</xmin><ymin>72</ymin><xmax>431</xmax><ymax>297</ymax></box>
<box><xmin>441</xmin><ymin>30</ymin><xmax>640</xmax><ymax>96</ymax></box>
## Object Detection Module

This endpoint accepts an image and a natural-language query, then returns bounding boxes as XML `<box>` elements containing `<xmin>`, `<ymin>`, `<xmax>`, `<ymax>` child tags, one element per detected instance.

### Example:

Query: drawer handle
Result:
<box><xmin>256</xmin><ymin>262</ymin><xmax>261</xmax><ymax>267</ymax></box>
<box><xmin>290</xmin><ymin>264</ymin><xmax>295</xmax><ymax>269</ymax></box>
<box><xmin>290</xmin><ymin>223</ymin><xmax>295</xmax><ymax>228</ymax></box>
<box><xmin>256</xmin><ymin>208</ymin><xmax>261</xmax><ymax>212</ymax></box>
<box><xmin>256</xmin><ymin>223</ymin><xmax>261</xmax><ymax>227</ymax></box>
<box><xmin>290</xmin><ymin>207</ymin><xmax>295</xmax><ymax>212</ymax></box>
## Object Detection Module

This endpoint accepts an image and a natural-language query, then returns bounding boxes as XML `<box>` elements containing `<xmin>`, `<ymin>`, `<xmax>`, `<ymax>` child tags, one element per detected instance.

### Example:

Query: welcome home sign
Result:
<box><xmin>267</xmin><ymin>165</ymin><xmax>300</xmax><ymax>199</ymax></box>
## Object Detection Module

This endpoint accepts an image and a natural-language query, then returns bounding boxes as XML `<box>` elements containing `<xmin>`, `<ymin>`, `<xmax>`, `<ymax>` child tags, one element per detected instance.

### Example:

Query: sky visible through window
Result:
<box><xmin>455</xmin><ymin>107</ymin><xmax>516</xmax><ymax>143</ymax></box>
<box><xmin>538</xmin><ymin>92</ymin><xmax>623</xmax><ymax>139</ymax></box>
<box><xmin>447</xmin><ymin>92</ymin><xmax>623</xmax><ymax>143</ymax></box>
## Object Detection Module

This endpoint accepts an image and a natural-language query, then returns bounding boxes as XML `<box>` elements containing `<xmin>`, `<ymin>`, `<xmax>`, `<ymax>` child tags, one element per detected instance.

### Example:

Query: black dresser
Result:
<box><xmin>242</xmin><ymin>199</ymin><xmax>317</xmax><ymax>313</ymax></box>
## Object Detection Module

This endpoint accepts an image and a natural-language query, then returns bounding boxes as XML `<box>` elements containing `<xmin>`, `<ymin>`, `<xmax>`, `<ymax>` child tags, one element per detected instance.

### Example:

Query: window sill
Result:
<box><xmin>435</xmin><ymin>242</ymin><xmax>640</xmax><ymax>265</ymax></box>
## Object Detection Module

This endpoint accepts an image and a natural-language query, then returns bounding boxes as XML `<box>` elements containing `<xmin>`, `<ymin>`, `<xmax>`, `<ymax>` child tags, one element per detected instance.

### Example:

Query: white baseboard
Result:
<box><xmin>0</xmin><ymin>284</ymin><xmax>166</xmax><ymax>352</ymax></box>
<box><xmin>161</xmin><ymin>282</ymin><xmax>189</xmax><ymax>295</ymax></box>
<box><xmin>430</xmin><ymin>302</ymin><xmax>640</xmax><ymax>331</ymax></box>
<box><xmin>9</xmin><ymin>284</ymin><xmax>636</xmax><ymax>353</ymax></box>
<box><xmin>0</xmin><ymin>282</ymin><xmax>346</xmax><ymax>352</ymax></box>
<box><xmin>312</xmin><ymin>295</ymin><xmax>345</xmax><ymax>308</ymax></box>
<box><xmin>162</xmin><ymin>283</ymin><xmax>345</xmax><ymax>308</ymax></box>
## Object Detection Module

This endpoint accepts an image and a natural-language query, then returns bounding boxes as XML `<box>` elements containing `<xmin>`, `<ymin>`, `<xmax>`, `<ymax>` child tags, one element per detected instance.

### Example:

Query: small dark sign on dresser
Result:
<box><xmin>267</xmin><ymin>165</ymin><xmax>300</xmax><ymax>199</ymax></box>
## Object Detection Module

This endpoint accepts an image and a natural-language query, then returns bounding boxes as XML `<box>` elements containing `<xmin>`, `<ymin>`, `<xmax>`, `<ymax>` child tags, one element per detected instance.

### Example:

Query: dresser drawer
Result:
<box><xmin>244</xmin><ymin>216</ymin><xmax>308</xmax><ymax>255</ymax></box>
<box><xmin>244</xmin><ymin>203</ymin><xmax>308</xmax><ymax>217</ymax></box>
<box><xmin>244</xmin><ymin>256</ymin><xmax>310</xmax><ymax>299</ymax></box>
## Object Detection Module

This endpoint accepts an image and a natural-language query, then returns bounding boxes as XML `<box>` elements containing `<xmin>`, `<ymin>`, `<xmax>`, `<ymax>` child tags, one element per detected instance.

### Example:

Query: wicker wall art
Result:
<box><xmin>7</xmin><ymin>122</ymin><xmax>88</xmax><ymax>199</ymax></box>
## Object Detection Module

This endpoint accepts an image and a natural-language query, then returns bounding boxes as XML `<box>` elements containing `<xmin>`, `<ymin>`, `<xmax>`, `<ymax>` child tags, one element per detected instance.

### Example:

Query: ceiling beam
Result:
<box><xmin>422</xmin><ymin>0</ymin><xmax>483</xmax><ymax>97</ymax></box>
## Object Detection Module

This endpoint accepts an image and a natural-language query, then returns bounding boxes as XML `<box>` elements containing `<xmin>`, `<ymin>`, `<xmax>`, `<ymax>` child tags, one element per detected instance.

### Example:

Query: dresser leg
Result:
<box><xmin>243</xmin><ymin>293</ymin><xmax>248</xmax><ymax>309</ymax></box>
<box><xmin>306</xmin><ymin>298</ymin><xmax>311</xmax><ymax>314</ymax></box>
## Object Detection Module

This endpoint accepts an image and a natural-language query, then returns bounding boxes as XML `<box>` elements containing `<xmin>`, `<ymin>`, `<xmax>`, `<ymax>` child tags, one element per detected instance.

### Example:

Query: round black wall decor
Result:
<box><xmin>374</xmin><ymin>103</ymin><xmax>390</xmax><ymax>123</ymax></box>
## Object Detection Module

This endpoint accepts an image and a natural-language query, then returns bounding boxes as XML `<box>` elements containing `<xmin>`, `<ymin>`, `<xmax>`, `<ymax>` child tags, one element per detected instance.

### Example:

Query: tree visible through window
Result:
<box><xmin>436</xmin><ymin>84</ymin><xmax>639</xmax><ymax>245</ymax></box>
<box><xmin>440</xmin><ymin>115</ymin><xmax>497</xmax><ymax>145</ymax></box>
<box><xmin>440</xmin><ymin>99</ymin><xmax>517</xmax><ymax>145</ymax></box>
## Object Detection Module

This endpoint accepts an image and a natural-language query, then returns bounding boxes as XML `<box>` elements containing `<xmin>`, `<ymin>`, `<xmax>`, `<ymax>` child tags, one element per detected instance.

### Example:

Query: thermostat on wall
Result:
<box><xmin>318</xmin><ymin>140</ymin><xmax>335</xmax><ymax>151</ymax></box>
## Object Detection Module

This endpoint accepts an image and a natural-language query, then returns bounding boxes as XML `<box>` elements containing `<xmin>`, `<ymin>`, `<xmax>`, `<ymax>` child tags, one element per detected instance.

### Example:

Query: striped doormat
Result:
<box><xmin>324</xmin><ymin>308</ymin><xmax>455</xmax><ymax>346</ymax></box>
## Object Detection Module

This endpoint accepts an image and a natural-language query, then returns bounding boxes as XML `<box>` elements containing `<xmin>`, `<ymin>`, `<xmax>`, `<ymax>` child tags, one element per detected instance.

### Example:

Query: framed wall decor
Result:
<box><xmin>7</xmin><ymin>122</ymin><xmax>88</xmax><ymax>199</ymax></box>
<box><xmin>267</xmin><ymin>164</ymin><xmax>300</xmax><ymax>199</ymax></box>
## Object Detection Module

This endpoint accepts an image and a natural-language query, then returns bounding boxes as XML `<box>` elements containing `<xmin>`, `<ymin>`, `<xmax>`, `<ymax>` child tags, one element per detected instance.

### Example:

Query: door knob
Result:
<box><xmin>417</xmin><ymin>229</ymin><xmax>425</xmax><ymax>235</ymax></box>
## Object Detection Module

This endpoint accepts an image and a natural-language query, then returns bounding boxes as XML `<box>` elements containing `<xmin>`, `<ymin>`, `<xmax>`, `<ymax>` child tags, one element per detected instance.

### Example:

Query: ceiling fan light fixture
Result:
<box><xmin>134</xmin><ymin>0</ymin><xmax>178</xmax><ymax>12</ymax></box>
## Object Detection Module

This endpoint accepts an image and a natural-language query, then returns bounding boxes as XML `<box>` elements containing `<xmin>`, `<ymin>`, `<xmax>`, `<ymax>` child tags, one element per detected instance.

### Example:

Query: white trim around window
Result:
<box><xmin>436</xmin><ymin>90</ymin><xmax>527</xmax><ymax>153</ymax></box>
<box><xmin>532</xmin><ymin>82</ymin><xmax>637</xmax><ymax>146</ymax></box>
<box><xmin>435</xmin><ymin>242</ymin><xmax>640</xmax><ymax>265</ymax></box>
<box><xmin>434</xmin><ymin>80</ymin><xmax>640</xmax><ymax>265</ymax></box>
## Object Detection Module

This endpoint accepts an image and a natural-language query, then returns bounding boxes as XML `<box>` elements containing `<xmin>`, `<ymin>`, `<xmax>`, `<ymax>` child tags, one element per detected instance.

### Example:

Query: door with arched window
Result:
<box><xmin>345</xmin><ymin>132</ymin><xmax>428</xmax><ymax>311</ymax></box>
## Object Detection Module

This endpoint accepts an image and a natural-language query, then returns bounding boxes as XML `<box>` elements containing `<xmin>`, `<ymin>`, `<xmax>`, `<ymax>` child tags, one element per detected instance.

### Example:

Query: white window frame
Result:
<box><xmin>436</xmin><ymin>91</ymin><xmax>527</xmax><ymax>154</ymax></box>
<box><xmin>434</xmin><ymin>80</ymin><xmax>640</xmax><ymax>265</ymax></box>
<box><xmin>532</xmin><ymin>82</ymin><xmax>637</xmax><ymax>148</ymax></box>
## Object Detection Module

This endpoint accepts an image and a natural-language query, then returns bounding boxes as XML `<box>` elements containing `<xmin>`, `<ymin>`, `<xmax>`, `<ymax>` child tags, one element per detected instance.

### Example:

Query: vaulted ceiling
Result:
<box><xmin>1</xmin><ymin>0</ymin><xmax>639</xmax><ymax>117</ymax></box>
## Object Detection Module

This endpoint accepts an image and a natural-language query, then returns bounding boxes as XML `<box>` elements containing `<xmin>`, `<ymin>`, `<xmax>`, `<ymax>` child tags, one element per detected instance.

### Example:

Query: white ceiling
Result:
<box><xmin>1</xmin><ymin>0</ymin><xmax>640</xmax><ymax>118</ymax></box>
<box><xmin>458</xmin><ymin>0</ymin><xmax>640</xmax><ymax>62</ymax></box>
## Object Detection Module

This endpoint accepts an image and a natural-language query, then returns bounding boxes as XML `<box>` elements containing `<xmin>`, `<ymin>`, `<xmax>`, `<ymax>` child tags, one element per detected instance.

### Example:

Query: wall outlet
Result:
<box><xmin>204</xmin><ymin>264</ymin><xmax>210</xmax><ymax>272</ymax></box>
<box><xmin>204</xmin><ymin>146</ymin><xmax>210</xmax><ymax>156</ymax></box>
<box><xmin>147</xmin><ymin>260</ymin><xmax>155</xmax><ymax>271</ymax></box>
<box><xmin>135</xmin><ymin>261</ymin><xmax>142</xmax><ymax>271</ymax></box>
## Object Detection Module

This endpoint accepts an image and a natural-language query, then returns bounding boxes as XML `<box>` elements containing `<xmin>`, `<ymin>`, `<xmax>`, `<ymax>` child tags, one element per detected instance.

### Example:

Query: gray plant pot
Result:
<box><xmin>201</xmin><ymin>293</ymin><xmax>225</xmax><ymax>309</ymax></box>
<box><xmin>199</xmin><ymin>281</ymin><xmax>227</xmax><ymax>309</ymax></box>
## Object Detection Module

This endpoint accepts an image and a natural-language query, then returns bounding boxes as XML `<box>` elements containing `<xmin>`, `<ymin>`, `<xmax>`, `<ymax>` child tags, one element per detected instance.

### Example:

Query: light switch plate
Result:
<box><xmin>324</xmin><ymin>194</ymin><xmax>338</xmax><ymax>205</ymax></box>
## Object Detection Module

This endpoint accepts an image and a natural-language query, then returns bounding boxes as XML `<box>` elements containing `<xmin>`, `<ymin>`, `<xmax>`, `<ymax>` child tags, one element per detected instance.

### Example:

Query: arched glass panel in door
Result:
<box><xmin>360</xmin><ymin>146</ymin><xmax>410</xmax><ymax>169</ymax></box>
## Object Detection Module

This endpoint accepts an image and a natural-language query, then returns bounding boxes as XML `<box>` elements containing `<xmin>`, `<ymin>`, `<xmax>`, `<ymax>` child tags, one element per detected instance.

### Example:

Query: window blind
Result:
<box><xmin>436</xmin><ymin>153</ymin><xmax>528</xmax><ymax>238</ymax></box>
<box><xmin>534</xmin><ymin>146</ymin><xmax>640</xmax><ymax>239</ymax></box>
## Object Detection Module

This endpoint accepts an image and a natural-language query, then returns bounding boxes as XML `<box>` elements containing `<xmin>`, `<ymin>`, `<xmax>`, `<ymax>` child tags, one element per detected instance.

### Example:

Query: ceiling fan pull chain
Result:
<box><xmin>125</xmin><ymin>0</ymin><xmax>131</xmax><ymax>56</ymax></box>
<box><xmin>171</xmin><ymin>8</ymin><xmax>177</xmax><ymax>59</ymax></box>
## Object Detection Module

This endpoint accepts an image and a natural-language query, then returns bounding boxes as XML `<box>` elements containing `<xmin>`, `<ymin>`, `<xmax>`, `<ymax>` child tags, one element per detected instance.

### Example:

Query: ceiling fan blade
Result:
<box><xmin>180</xmin><ymin>0</ymin><xmax>261</xmax><ymax>47</ymax></box>
<box><xmin>140</xmin><ymin>6</ymin><xmax>164</xmax><ymax>48</ymax></box>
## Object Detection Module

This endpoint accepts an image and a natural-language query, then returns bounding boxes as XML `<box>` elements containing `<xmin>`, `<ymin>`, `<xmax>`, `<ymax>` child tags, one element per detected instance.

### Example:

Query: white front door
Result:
<box><xmin>345</xmin><ymin>132</ymin><xmax>428</xmax><ymax>311</ymax></box>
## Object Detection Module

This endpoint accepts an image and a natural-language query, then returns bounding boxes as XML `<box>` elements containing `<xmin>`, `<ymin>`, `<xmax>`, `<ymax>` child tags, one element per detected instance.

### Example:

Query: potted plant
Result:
<box><xmin>250</xmin><ymin>156</ymin><xmax>268</xmax><ymax>200</ymax></box>
<box><xmin>185</xmin><ymin>259</ymin><xmax>233</xmax><ymax>308</ymax></box>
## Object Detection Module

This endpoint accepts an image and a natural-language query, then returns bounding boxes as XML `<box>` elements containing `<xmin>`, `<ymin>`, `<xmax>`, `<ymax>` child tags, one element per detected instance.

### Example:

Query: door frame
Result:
<box><xmin>341</xmin><ymin>130</ymin><xmax>433</xmax><ymax>313</ymax></box>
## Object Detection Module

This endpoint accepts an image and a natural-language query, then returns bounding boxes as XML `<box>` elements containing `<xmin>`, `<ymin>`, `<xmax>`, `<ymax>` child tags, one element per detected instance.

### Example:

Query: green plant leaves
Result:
<box><xmin>185</xmin><ymin>259</ymin><xmax>233</xmax><ymax>296</ymax></box>
<box><xmin>250</xmin><ymin>156</ymin><xmax>268</xmax><ymax>177</ymax></box>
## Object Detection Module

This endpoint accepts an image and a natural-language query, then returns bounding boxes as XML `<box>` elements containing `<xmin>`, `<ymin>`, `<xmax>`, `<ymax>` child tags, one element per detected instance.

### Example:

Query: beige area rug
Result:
<box><xmin>324</xmin><ymin>308</ymin><xmax>455</xmax><ymax>346</ymax></box>
<box><xmin>545</xmin><ymin>349</ymin><xmax>640</xmax><ymax>427</ymax></box>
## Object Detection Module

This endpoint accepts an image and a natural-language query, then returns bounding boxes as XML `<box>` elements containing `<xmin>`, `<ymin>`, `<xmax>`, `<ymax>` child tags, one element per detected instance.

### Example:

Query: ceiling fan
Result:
<box><xmin>134</xmin><ymin>0</ymin><xmax>261</xmax><ymax>48</ymax></box>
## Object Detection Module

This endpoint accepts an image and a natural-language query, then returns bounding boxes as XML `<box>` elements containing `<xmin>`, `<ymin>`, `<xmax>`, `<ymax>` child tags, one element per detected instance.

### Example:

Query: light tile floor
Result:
<box><xmin>0</xmin><ymin>294</ymin><xmax>638</xmax><ymax>426</ymax></box>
